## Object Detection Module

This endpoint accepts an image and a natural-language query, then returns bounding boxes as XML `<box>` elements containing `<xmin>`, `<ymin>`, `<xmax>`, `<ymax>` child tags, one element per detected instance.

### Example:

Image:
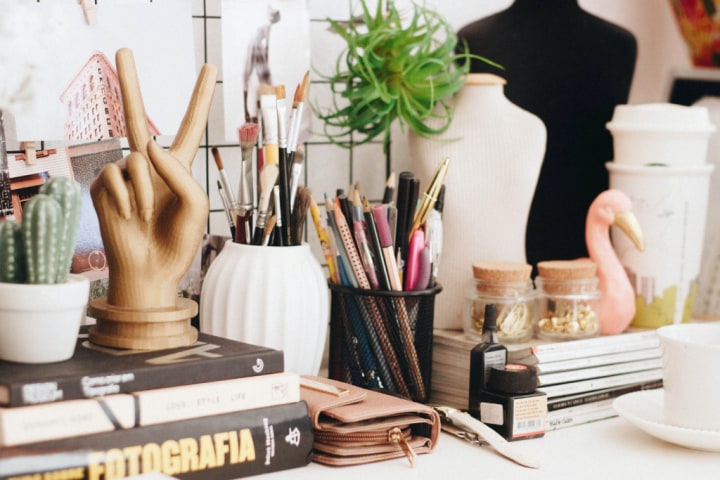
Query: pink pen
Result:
<box><xmin>372</xmin><ymin>204</ymin><xmax>403</xmax><ymax>291</ymax></box>
<box><xmin>404</xmin><ymin>229</ymin><xmax>424</xmax><ymax>291</ymax></box>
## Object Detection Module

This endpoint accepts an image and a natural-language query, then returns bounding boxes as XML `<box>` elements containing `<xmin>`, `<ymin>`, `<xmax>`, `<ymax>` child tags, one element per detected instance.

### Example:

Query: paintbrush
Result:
<box><xmin>261</xmin><ymin>215</ymin><xmax>277</xmax><ymax>246</ymax></box>
<box><xmin>288</xmin><ymin>70</ymin><xmax>310</xmax><ymax>165</ymax></box>
<box><xmin>212</xmin><ymin>147</ymin><xmax>237</xmax><ymax>210</ymax></box>
<box><xmin>291</xmin><ymin>185</ymin><xmax>311</xmax><ymax>246</ymax></box>
<box><xmin>274</xmin><ymin>84</ymin><xmax>292</xmax><ymax>247</ymax></box>
<box><xmin>252</xmin><ymin>163</ymin><xmax>279</xmax><ymax>245</ymax></box>
<box><xmin>238</xmin><ymin>122</ymin><xmax>259</xmax><ymax>208</ymax></box>
<box><xmin>289</xmin><ymin>144</ymin><xmax>304</xmax><ymax>211</ymax></box>
<box><xmin>217</xmin><ymin>180</ymin><xmax>236</xmax><ymax>239</ymax></box>
<box><xmin>259</xmin><ymin>84</ymin><xmax>279</xmax><ymax>167</ymax></box>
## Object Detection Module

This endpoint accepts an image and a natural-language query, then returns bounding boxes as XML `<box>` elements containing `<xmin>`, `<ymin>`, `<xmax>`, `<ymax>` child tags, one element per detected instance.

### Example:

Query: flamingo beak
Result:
<box><xmin>613</xmin><ymin>211</ymin><xmax>644</xmax><ymax>252</ymax></box>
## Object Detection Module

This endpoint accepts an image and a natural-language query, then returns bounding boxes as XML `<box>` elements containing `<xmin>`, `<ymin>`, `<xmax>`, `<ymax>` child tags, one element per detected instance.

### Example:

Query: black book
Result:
<box><xmin>0</xmin><ymin>401</ymin><xmax>313</xmax><ymax>480</ymax></box>
<box><xmin>0</xmin><ymin>326</ymin><xmax>284</xmax><ymax>407</ymax></box>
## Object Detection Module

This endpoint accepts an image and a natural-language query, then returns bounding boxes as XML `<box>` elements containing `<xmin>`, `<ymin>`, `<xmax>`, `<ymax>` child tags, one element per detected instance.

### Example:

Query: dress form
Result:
<box><xmin>409</xmin><ymin>73</ymin><xmax>546</xmax><ymax>330</ymax></box>
<box><xmin>457</xmin><ymin>0</ymin><xmax>637</xmax><ymax>270</ymax></box>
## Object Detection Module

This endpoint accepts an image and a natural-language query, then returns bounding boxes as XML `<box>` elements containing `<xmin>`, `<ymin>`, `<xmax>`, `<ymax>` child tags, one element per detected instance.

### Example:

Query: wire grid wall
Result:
<box><xmin>5</xmin><ymin>0</ymin><xmax>393</xmax><ymax>267</ymax></box>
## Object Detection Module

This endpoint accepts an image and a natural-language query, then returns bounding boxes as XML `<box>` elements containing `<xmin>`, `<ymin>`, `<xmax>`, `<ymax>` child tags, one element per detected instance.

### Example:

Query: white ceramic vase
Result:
<box><xmin>199</xmin><ymin>241</ymin><xmax>329</xmax><ymax>375</ymax></box>
<box><xmin>0</xmin><ymin>274</ymin><xmax>90</xmax><ymax>363</ymax></box>
<box><xmin>408</xmin><ymin>73</ymin><xmax>547</xmax><ymax>330</ymax></box>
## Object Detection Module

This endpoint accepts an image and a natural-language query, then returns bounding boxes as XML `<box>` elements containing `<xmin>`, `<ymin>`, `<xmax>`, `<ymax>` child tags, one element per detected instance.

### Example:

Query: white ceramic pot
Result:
<box><xmin>0</xmin><ymin>274</ymin><xmax>90</xmax><ymax>363</ymax></box>
<box><xmin>199</xmin><ymin>241</ymin><xmax>329</xmax><ymax>375</ymax></box>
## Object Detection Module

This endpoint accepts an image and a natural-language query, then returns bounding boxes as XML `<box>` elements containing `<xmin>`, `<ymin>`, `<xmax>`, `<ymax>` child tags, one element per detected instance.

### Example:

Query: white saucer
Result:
<box><xmin>613</xmin><ymin>389</ymin><xmax>720</xmax><ymax>452</ymax></box>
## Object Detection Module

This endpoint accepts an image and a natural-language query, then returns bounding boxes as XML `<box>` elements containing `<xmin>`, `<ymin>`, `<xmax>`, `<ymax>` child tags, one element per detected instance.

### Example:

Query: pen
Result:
<box><xmin>409</xmin><ymin>157</ymin><xmax>450</xmax><ymax>240</ymax></box>
<box><xmin>372</xmin><ymin>204</ymin><xmax>403</xmax><ymax>291</ymax></box>
<box><xmin>325</xmin><ymin>196</ymin><xmax>358</xmax><ymax>288</ymax></box>
<box><xmin>394</xmin><ymin>171</ymin><xmax>414</xmax><ymax>260</ymax></box>
<box><xmin>415</xmin><ymin>245</ymin><xmax>432</xmax><ymax>291</ymax></box>
<box><xmin>309</xmin><ymin>195</ymin><xmax>339</xmax><ymax>283</ymax></box>
<box><xmin>382</xmin><ymin>171</ymin><xmax>396</xmax><ymax>205</ymax></box>
<box><xmin>334</xmin><ymin>197</ymin><xmax>370</xmax><ymax>289</ymax></box>
<box><xmin>352</xmin><ymin>190</ymin><xmax>380</xmax><ymax>290</ymax></box>
<box><xmin>363</xmin><ymin>197</ymin><xmax>391</xmax><ymax>291</ymax></box>
<box><xmin>404</xmin><ymin>229</ymin><xmax>424</xmax><ymax>291</ymax></box>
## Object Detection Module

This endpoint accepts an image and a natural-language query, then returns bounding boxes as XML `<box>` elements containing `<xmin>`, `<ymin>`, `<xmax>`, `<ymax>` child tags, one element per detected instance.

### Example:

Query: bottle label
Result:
<box><xmin>510</xmin><ymin>395</ymin><xmax>547</xmax><ymax>438</ymax></box>
<box><xmin>480</xmin><ymin>401</ymin><xmax>504</xmax><ymax>426</ymax></box>
<box><xmin>483</xmin><ymin>349</ymin><xmax>507</xmax><ymax>382</ymax></box>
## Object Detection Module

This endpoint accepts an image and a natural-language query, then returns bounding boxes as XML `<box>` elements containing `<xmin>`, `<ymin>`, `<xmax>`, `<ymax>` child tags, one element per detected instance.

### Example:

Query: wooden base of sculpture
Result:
<box><xmin>87</xmin><ymin>297</ymin><xmax>198</xmax><ymax>350</ymax></box>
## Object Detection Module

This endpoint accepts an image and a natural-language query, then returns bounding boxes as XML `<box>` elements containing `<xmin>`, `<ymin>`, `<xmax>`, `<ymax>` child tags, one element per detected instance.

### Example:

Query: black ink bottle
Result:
<box><xmin>468</xmin><ymin>303</ymin><xmax>507</xmax><ymax>419</ymax></box>
<box><xmin>479</xmin><ymin>363</ymin><xmax>547</xmax><ymax>441</ymax></box>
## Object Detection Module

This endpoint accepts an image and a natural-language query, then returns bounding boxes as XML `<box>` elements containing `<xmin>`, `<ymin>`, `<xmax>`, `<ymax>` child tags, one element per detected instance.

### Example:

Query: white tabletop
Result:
<box><xmin>259</xmin><ymin>416</ymin><xmax>718</xmax><ymax>480</ymax></box>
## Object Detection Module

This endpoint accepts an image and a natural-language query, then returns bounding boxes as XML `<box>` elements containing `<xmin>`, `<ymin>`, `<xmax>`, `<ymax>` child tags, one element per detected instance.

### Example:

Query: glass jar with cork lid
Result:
<box><xmin>463</xmin><ymin>261</ymin><xmax>536</xmax><ymax>343</ymax></box>
<box><xmin>534</xmin><ymin>260</ymin><xmax>601</xmax><ymax>341</ymax></box>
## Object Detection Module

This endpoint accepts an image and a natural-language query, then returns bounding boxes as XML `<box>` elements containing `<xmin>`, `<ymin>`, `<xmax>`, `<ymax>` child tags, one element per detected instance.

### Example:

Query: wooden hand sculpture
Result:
<box><xmin>585</xmin><ymin>190</ymin><xmax>644</xmax><ymax>335</ymax></box>
<box><xmin>88</xmin><ymin>48</ymin><xmax>217</xmax><ymax>349</ymax></box>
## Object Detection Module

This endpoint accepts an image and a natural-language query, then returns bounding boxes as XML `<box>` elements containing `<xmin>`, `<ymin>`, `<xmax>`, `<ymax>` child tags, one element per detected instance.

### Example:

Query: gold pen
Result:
<box><xmin>409</xmin><ymin>157</ymin><xmax>449</xmax><ymax>239</ymax></box>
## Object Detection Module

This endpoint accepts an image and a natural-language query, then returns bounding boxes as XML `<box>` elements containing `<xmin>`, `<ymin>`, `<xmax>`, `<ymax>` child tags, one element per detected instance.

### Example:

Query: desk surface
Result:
<box><xmin>260</xmin><ymin>416</ymin><xmax>717</xmax><ymax>480</ymax></box>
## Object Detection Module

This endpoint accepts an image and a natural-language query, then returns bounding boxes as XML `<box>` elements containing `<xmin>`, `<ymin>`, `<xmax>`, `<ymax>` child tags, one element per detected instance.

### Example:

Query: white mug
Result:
<box><xmin>657</xmin><ymin>323</ymin><xmax>720</xmax><ymax>430</ymax></box>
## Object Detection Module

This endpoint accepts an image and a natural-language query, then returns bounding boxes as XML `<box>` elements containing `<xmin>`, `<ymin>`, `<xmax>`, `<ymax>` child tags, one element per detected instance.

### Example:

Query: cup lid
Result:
<box><xmin>606</xmin><ymin>103</ymin><xmax>716</xmax><ymax>133</ymax></box>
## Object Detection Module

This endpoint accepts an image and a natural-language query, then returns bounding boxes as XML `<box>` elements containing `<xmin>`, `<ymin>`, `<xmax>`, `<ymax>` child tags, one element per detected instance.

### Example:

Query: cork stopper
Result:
<box><xmin>472</xmin><ymin>261</ymin><xmax>532</xmax><ymax>295</ymax></box>
<box><xmin>536</xmin><ymin>260</ymin><xmax>597</xmax><ymax>294</ymax></box>
<box><xmin>536</xmin><ymin>260</ymin><xmax>596</xmax><ymax>279</ymax></box>
<box><xmin>472</xmin><ymin>261</ymin><xmax>532</xmax><ymax>281</ymax></box>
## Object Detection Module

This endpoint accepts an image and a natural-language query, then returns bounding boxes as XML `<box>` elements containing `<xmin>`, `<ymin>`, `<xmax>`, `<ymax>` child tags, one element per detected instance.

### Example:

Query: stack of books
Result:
<box><xmin>431</xmin><ymin>329</ymin><xmax>662</xmax><ymax>431</ymax></box>
<box><xmin>0</xmin><ymin>326</ymin><xmax>314</xmax><ymax>479</ymax></box>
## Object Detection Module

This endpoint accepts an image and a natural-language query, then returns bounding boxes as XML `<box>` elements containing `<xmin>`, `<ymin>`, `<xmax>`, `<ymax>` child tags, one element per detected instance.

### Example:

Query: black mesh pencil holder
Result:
<box><xmin>328</xmin><ymin>282</ymin><xmax>442</xmax><ymax>403</ymax></box>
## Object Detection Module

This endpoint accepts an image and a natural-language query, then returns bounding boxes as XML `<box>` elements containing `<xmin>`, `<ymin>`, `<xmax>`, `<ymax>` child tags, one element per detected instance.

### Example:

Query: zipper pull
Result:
<box><xmin>388</xmin><ymin>427</ymin><xmax>417</xmax><ymax>467</ymax></box>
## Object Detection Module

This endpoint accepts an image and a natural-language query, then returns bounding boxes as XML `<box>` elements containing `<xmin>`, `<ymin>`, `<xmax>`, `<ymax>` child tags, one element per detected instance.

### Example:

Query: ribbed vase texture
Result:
<box><xmin>200</xmin><ymin>241</ymin><xmax>329</xmax><ymax>375</ymax></box>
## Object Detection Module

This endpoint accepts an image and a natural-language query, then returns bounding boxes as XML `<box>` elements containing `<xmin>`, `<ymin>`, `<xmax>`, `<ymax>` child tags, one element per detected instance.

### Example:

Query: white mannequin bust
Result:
<box><xmin>409</xmin><ymin>73</ymin><xmax>547</xmax><ymax>330</ymax></box>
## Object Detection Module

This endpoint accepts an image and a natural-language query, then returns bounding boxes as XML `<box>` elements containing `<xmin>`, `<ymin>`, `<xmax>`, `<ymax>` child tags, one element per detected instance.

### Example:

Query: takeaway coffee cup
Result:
<box><xmin>606</xmin><ymin>103</ymin><xmax>715</xmax><ymax>167</ymax></box>
<box><xmin>607</xmin><ymin>162</ymin><xmax>714</xmax><ymax>327</ymax></box>
<box><xmin>657</xmin><ymin>323</ymin><xmax>720</xmax><ymax>430</ymax></box>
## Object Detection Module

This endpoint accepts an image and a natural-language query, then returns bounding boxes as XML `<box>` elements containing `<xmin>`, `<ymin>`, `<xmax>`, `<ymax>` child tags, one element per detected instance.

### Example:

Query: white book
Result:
<box><xmin>546</xmin><ymin>404</ymin><xmax>618</xmax><ymax>431</ymax></box>
<box><xmin>532</xmin><ymin>347</ymin><xmax>661</xmax><ymax>374</ymax></box>
<box><xmin>508</xmin><ymin>330</ymin><xmax>659</xmax><ymax>364</ymax></box>
<box><xmin>538</xmin><ymin>368</ymin><xmax>663</xmax><ymax>398</ymax></box>
<box><xmin>537</xmin><ymin>358</ymin><xmax>663</xmax><ymax>386</ymax></box>
<box><xmin>0</xmin><ymin>371</ymin><xmax>299</xmax><ymax>447</ymax></box>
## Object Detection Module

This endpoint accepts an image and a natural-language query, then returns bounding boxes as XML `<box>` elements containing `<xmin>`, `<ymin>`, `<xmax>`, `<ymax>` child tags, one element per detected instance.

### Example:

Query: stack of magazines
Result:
<box><xmin>431</xmin><ymin>329</ymin><xmax>662</xmax><ymax>431</ymax></box>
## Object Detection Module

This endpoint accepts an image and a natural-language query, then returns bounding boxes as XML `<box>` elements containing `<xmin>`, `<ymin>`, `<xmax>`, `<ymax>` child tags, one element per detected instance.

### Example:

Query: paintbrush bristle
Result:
<box><xmin>259</xmin><ymin>83</ymin><xmax>276</xmax><ymax>97</ymax></box>
<box><xmin>299</xmin><ymin>70</ymin><xmax>310</xmax><ymax>102</ymax></box>
<box><xmin>291</xmin><ymin>83</ymin><xmax>301</xmax><ymax>109</ymax></box>
<box><xmin>292</xmin><ymin>186</ymin><xmax>312</xmax><ymax>244</ymax></box>
<box><xmin>239</xmin><ymin>122</ymin><xmax>260</xmax><ymax>145</ymax></box>
<box><xmin>258</xmin><ymin>163</ymin><xmax>280</xmax><ymax>212</ymax></box>
<box><xmin>275</xmin><ymin>84</ymin><xmax>286</xmax><ymax>100</ymax></box>
<box><xmin>211</xmin><ymin>146</ymin><xmax>224</xmax><ymax>170</ymax></box>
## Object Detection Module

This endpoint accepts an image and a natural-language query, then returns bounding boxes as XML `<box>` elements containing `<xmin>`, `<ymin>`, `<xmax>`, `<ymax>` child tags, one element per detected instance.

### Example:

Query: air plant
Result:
<box><xmin>316</xmin><ymin>0</ymin><xmax>500</xmax><ymax>152</ymax></box>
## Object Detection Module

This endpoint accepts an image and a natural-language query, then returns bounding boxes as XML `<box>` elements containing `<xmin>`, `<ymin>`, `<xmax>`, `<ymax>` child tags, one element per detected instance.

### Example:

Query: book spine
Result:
<box><xmin>532</xmin><ymin>347</ymin><xmax>661</xmax><ymax>374</ymax></box>
<box><xmin>0</xmin><ymin>372</ymin><xmax>300</xmax><ymax>447</ymax></box>
<box><xmin>547</xmin><ymin>379</ymin><xmax>663</xmax><ymax>412</ymax></box>
<box><xmin>545</xmin><ymin>404</ymin><xmax>618</xmax><ymax>431</ymax></box>
<box><xmin>507</xmin><ymin>331</ymin><xmax>660</xmax><ymax>364</ymax></box>
<box><xmin>537</xmin><ymin>358</ymin><xmax>663</xmax><ymax>386</ymax></box>
<box><xmin>538</xmin><ymin>368</ymin><xmax>663</xmax><ymax>398</ymax></box>
<box><xmin>5</xmin><ymin>339</ymin><xmax>284</xmax><ymax>407</ymax></box>
<box><xmin>0</xmin><ymin>401</ymin><xmax>313</xmax><ymax>480</ymax></box>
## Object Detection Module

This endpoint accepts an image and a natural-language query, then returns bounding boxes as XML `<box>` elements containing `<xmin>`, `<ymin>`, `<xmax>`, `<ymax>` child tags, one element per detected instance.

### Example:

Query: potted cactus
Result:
<box><xmin>0</xmin><ymin>176</ymin><xmax>90</xmax><ymax>364</ymax></box>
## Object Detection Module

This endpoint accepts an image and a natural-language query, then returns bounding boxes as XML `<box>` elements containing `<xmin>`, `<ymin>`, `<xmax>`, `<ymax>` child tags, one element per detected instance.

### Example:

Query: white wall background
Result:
<box><xmin>192</xmin><ymin>0</ymin><xmax>692</xmax><ymax>267</ymax></box>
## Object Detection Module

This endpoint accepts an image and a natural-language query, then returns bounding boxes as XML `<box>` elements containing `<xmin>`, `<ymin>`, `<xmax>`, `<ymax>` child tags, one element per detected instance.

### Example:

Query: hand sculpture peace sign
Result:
<box><xmin>90</xmin><ymin>48</ymin><xmax>217</xmax><ymax>310</ymax></box>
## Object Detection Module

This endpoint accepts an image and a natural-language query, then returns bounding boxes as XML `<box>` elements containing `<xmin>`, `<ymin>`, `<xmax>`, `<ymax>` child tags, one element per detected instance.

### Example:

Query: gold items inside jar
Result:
<box><xmin>463</xmin><ymin>261</ymin><xmax>536</xmax><ymax>343</ymax></box>
<box><xmin>534</xmin><ymin>260</ymin><xmax>601</xmax><ymax>341</ymax></box>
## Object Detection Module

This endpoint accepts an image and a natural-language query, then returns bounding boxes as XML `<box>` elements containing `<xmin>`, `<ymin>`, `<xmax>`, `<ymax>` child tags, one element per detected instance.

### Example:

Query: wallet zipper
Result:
<box><xmin>314</xmin><ymin>427</ymin><xmax>417</xmax><ymax>466</ymax></box>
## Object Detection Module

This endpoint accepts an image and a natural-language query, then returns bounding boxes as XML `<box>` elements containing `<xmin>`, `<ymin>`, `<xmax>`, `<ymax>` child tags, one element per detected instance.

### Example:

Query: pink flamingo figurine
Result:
<box><xmin>585</xmin><ymin>190</ymin><xmax>644</xmax><ymax>335</ymax></box>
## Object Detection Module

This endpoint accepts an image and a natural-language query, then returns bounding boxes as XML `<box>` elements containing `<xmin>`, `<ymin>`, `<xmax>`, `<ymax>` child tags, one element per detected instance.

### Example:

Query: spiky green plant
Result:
<box><xmin>0</xmin><ymin>176</ymin><xmax>82</xmax><ymax>284</ymax></box>
<box><xmin>316</xmin><ymin>0</ymin><xmax>500</xmax><ymax>152</ymax></box>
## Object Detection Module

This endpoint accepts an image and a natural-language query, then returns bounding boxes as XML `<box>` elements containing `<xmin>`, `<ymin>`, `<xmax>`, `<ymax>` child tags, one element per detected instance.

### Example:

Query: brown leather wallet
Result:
<box><xmin>300</xmin><ymin>376</ymin><xmax>440</xmax><ymax>467</ymax></box>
